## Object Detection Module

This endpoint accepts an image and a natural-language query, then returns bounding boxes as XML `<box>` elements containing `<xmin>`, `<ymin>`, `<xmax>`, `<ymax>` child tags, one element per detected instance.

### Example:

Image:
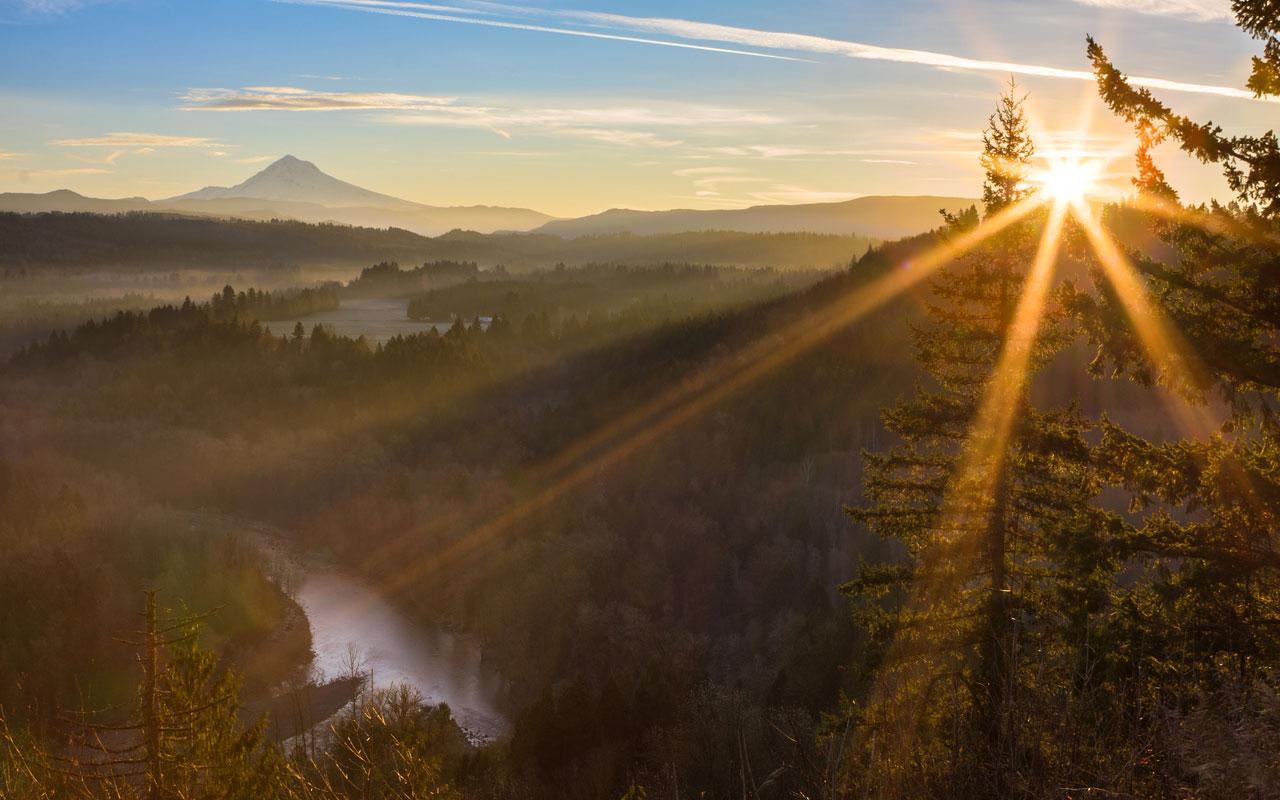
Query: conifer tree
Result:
<box><xmin>24</xmin><ymin>592</ymin><xmax>286</xmax><ymax>799</ymax></box>
<box><xmin>846</xmin><ymin>85</ymin><xmax>1115</xmax><ymax>796</ymax></box>
<box><xmin>980</xmin><ymin>82</ymin><xmax>1037</xmax><ymax>214</ymax></box>
<box><xmin>1073</xmin><ymin>1</ymin><xmax>1280</xmax><ymax>732</ymax></box>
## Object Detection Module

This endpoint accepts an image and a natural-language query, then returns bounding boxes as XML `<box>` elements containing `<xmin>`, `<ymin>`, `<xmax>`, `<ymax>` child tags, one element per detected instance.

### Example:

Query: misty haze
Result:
<box><xmin>3</xmin><ymin>2</ymin><xmax>1279</xmax><ymax>799</ymax></box>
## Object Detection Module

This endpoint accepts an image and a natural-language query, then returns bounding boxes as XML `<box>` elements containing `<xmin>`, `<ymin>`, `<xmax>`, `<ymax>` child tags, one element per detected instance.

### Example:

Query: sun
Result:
<box><xmin>1032</xmin><ymin>156</ymin><xmax>1105</xmax><ymax>204</ymax></box>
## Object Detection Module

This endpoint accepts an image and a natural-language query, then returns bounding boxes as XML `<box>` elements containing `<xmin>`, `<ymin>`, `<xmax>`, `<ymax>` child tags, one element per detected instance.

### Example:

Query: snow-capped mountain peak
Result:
<box><xmin>169</xmin><ymin>155</ymin><xmax>416</xmax><ymax>210</ymax></box>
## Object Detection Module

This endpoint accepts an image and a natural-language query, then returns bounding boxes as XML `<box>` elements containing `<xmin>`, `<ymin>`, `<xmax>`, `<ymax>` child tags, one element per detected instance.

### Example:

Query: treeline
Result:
<box><xmin>0</xmin><ymin>211</ymin><xmax>874</xmax><ymax>273</ymax></box>
<box><xmin>0</xmin><ymin>212</ymin><xmax>436</xmax><ymax>270</ymax></box>
<box><xmin>0</xmin><ymin>292</ymin><xmax>158</xmax><ymax>356</ymax></box>
<box><xmin>347</xmin><ymin>260</ymin><xmax>481</xmax><ymax>297</ymax></box>
<box><xmin>403</xmin><ymin>262</ymin><xmax>807</xmax><ymax>323</ymax></box>
<box><xmin>0</xmin><ymin>282</ymin><xmax>338</xmax><ymax>359</ymax></box>
<box><xmin>12</xmin><ymin>301</ymin><xmax>481</xmax><ymax>386</ymax></box>
<box><xmin>425</xmin><ymin>228</ymin><xmax>875</xmax><ymax>270</ymax></box>
<box><xmin>207</xmin><ymin>284</ymin><xmax>340</xmax><ymax>321</ymax></box>
<box><xmin>3</xmin><ymin>201</ymin><xmax>1229</xmax><ymax>798</ymax></box>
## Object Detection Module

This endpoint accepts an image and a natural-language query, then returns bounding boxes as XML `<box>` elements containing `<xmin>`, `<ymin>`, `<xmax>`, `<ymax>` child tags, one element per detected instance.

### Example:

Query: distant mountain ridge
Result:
<box><xmin>0</xmin><ymin>156</ymin><xmax>974</xmax><ymax>240</ymax></box>
<box><xmin>0</xmin><ymin>156</ymin><xmax>554</xmax><ymax>237</ymax></box>
<box><xmin>535</xmin><ymin>195</ymin><xmax>977</xmax><ymax>240</ymax></box>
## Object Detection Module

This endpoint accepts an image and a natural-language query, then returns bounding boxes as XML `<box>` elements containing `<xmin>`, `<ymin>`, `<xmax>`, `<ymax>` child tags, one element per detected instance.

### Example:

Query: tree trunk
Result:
<box><xmin>143</xmin><ymin>590</ymin><xmax>163</xmax><ymax>800</ymax></box>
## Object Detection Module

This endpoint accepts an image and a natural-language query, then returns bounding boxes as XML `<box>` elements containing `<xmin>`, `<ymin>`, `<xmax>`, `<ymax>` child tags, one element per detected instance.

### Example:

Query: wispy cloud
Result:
<box><xmin>862</xmin><ymin>158</ymin><xmax>918</xmax><ymax>165</ymax></box>
<box><xmin>1067</xmin><ymin>0</ymin><xmax>1232</xmax><ymax>21</ymax></box>
<box><xmin>680</xmin><ymin>185</ymin><xmax>860</xmax><ymax>208</ymax></box>
<box><xmin>20</xmin><ymin>0</ymin><xmax>81</xmax><ymax>9</ymax></box>
<box><xmin>182</xmin><ymin>86</ymin><xmax>457</xmax><ymax>111</ymax></box>
<box><xmin>4</xmin><ymin>0</ymin><xmax>116</xmax><ymax>17</ymax></box>
<box><xmin>674</xmin><ymin>166</ymin><xmax>753</xmax><ymax>177</ymax></box>
<box><xmin>671</xmin><ymin>162</ymin><xmax>858</xmax><ymax>208</ymax></box>
<box><xmin>565</xmin><ymin>129</ymin><xmax>682</xmax><ymax>147</ymax></box>
<box><xmin>0</xmin><ymin>152</ymin><xmax>25</xmax><ymax>161</ymax></box>
<box><xmin>691</xmin><ymin>175</ymin><xmax>771</xmax><ymax>190</ymax></box>
<box><xmin>51</xmin><ymin>132</ymin><xmax>222</xmax><ymax>148</ymax></box>
<box><xmin>15</xmin><ymin>0</ymin><xmax>98</xmax><ymax>12</ymax></box>
<box><xmin>184</xmin><ymin>86</ymin><xmax>781</xmax><ymax>147</ymax></box>
<box><xmin>237</xmin><ymin>154</ymin><xmax>280</xmax><ymax>164</ymax></box>
<box><xmin>279</xmin><ymin>0</ymin><xmax>1268</xmax><ymax>102</ymax></box>
<box><xmin>693</xmin><ymin>144</ymin><xmax>972</xmax><ymax>160</ymax></box>
<box><xmin>749</xmin><ymin>186</ymin><xmax>859</xmax><ymax>204</ymax></box>
<box><xmin>1</xmin><ymin>166</ymin><xmax>112</xmax><ymax>182</ymax></box>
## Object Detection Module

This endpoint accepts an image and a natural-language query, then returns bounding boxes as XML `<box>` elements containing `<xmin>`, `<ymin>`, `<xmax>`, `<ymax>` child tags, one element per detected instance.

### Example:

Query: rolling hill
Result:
<box><xmin>0</xmin><ymin>158</ymin><xmax>974</xmax><ymax>242</ymax></box>
<box><xmin>534</xmin><ymin>195</ymin><xmax>978</xmax><ymax>240</ymax></box>
<box><xmin>0</xmin><ymin>213</ymin><xmax>874</xmax><ymax>271</ymax></box>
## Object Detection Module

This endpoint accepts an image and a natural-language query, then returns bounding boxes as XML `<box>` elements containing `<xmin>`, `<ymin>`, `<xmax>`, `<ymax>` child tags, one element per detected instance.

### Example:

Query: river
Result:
<box><xmin>276</xmin><ymin>297</ymin><xmax>453</xmax><ymax>345</ymax></box>
<box><xmin>295</xmin><ymin>565</ymin><xmax>509</xmax><ymax>741</ymax></box>
<box><xmin>267</xmin><ymin>299</ymin><xmax>510</xmax><ymax>739</ymax></box>
<box><xmin>235</xmin><ymin>517</ymin><xmax>509</xmax><ymax>743</ymax></box>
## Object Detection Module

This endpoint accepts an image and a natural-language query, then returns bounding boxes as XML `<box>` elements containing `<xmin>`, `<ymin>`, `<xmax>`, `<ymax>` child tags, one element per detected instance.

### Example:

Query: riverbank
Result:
<box><xmin>188</xmin><ymin>511</ymin><xmax>510</xmax><ymax>744</ymax></box>
<box><xmin>275</xmin><ymin>296</ymin><xmax>453</xmax><ymax>346</ymax></box>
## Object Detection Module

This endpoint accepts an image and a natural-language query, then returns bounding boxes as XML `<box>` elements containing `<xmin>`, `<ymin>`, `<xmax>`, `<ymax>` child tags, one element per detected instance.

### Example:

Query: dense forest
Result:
<box><xmin>346</xmin><ymin>260</ymin><xmax>482</xmax><ymax>297</ymax></box>
<box><xmin>0</xmin><ymin>213</ymin><xmax>437</xmax><ymax>270</ymax></box>
<box><xmin>0</xmin><ymin>212</ymin><xmax>874</xmax><ymax>273</ymax></box>
<box><xmin>4</xmin><ymin>5</ymin><xmax>1280</xmax><ymax>799</ymax></box>
<box><xmin>0</xmin><ymin>224</ymin><xmax>914</xmax><ymax>798</ymax></box>
<box><xmin>402</xmin><ymin>263</ymin><xmax>826</xmax><ymax>326</ymax></box>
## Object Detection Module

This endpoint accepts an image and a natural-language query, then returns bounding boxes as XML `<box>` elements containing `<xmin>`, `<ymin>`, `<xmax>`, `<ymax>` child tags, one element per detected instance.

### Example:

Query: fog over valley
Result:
<box><xmin>3</xmin><ymin>2</ymin><xmax>1279</xmax><ymax>799</ymax></box>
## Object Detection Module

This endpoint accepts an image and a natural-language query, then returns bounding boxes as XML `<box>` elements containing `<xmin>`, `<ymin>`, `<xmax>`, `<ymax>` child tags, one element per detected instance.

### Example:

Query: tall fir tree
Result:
<box><xmin>845</xmin><ymin>85</ymin><xmax>1117</xmax><ymax>797</ymax></box>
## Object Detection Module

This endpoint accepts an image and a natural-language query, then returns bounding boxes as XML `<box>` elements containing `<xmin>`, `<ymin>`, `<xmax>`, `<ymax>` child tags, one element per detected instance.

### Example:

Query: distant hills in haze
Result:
<box><xmin>0</xmin><ymin>213</ymin><xmax>876</xmax><ymax>272</ymax></box>
<box><xmin>0</xmin><ymin>155</ymin><xmax>975</xmax><ymax>241</ymax></box>
<box><xmin>532</xmin><ymin>195</ymin><xmax>977</xmax><ymax>240</ymax></box>
<box><xmin>0</xmin><ymin>156</ymin><xmax>554</xmax><ymax>237</ymax></box>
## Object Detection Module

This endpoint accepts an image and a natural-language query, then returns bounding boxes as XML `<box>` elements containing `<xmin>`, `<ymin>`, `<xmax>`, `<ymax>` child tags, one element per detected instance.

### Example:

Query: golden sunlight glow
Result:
<box><xmin>1069</xmin><ymin>199</ymin><xmax>1216</xmax><ymax>429</ymax></box>
<box><xmin>371</xmin><ymin>197</ymin><xmax>1049</xmax><ymax>591</ymax></box>
<box><xmin>858</xmin><ymin>191</ymin><xmax>1249</xmax><ymax>795</ymax></box>
<box><xmin>853</xmin><ymin>203</ymin><xmax>1069</xmax><ymax>771</ymax></box>
<box><xmin>1032</xmin><ymin>156</ymin><xmax>1105</xmax><ymax>204</ymax></box>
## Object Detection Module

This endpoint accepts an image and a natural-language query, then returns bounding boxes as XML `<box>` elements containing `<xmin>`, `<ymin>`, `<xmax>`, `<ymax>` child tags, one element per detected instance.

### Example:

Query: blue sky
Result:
<box><xmin>0</xmin><ymin>0</ymin><xmax>1265</xmax><ymax>216</ymax></box>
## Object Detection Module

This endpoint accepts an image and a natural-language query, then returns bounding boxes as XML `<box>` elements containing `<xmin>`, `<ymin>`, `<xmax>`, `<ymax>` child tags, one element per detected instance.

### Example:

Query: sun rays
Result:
<box><xmin>846</xmin><ymin>129</ymin><xmax>1250</xmax><ymax>785</ymax></box>
<box><xmin>278</xmin><ymin>99</ymin><xmax>1254</xmax><ymax>796</ymax></box>
<box><xmin>327</xmin><ymin>107</ymin><xmax>1233</xmax><ymax>787</ymax></box>
<box><xmin>369</xmin><ymin>141</ymin><xmax>1221</xmax><ymax>605</ymax></box>
<box><xmin>371</xmin><ymin>197</ymin><xmax>1045</xmax><ymax>593</ymax></box>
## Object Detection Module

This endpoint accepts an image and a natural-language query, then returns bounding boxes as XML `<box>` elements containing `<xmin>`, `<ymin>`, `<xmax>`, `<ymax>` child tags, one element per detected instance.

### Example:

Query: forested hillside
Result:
<box><xmin>0</xmin><ymin>249</ymin><xmax>919</xmax><ymax>797</ymax></box>
<box><xmin>0</xmin><ymin>212</ymin><xmax>873</xmax><ymax>272</ymax></box>
<box><xmin>0</xmin><ymin>226</ymin><xmax>1190</xmax><ymax>797</ymax></box>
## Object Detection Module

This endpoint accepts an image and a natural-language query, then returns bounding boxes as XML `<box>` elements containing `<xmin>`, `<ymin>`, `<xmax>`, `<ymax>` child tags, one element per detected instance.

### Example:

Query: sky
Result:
<box><xmin>0</xmin><ymin>0</ymin><xmax>1268</xmax><ymax>217</ymax></box>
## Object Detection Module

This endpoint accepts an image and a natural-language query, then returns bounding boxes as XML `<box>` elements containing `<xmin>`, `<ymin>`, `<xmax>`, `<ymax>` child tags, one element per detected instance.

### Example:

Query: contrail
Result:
<box><xmin>281</xmin><ymin>0</ymin><xmax>1270</xmax><ymax>103</ymax></box>
<box><xmin>274</xmin><ymin>0</ymin><xmax>813</xmax><ymax>62</ymax></box>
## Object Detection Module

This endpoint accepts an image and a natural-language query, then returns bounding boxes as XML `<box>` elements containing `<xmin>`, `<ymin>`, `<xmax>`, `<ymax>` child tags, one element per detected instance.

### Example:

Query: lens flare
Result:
<box><xmin>1032</xmin><ymin>156</ymin><xmax>1105</xmax><ymax>204</ymax></box>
